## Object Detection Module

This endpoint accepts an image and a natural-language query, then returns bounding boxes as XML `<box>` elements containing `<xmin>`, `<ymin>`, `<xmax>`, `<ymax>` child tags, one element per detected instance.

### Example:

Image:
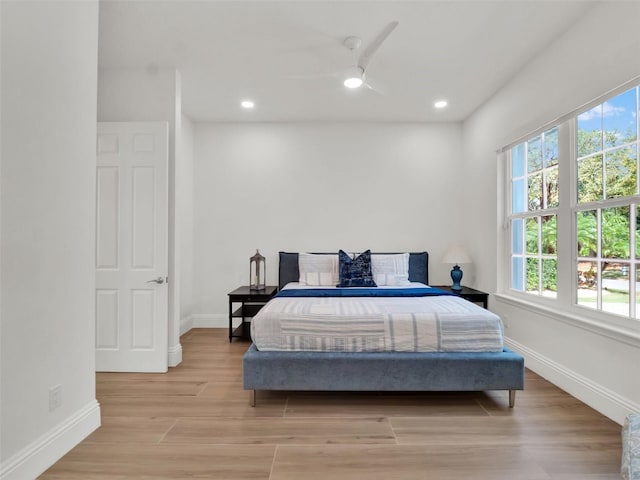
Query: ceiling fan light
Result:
<box><xmin>343</xmin><ymin>66</ymin><xmax>364</xmax><ymax>89</ymax></box>
<box><xmin>344</xmin><ymin>76</ymin><xmax>364</xmax><ymax>89</ymax></box>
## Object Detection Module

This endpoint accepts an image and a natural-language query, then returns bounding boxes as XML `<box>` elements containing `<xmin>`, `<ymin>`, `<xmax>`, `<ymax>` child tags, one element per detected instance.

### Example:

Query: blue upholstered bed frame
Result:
<box><xmin>243</xmin><ymin>251</ymin><xmax>524</xmax><ymax>407</ymax></box>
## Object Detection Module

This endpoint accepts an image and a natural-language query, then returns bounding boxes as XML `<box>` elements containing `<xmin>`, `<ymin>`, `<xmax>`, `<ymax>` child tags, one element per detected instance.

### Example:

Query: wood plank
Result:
<box><xmin>98</xmin><ymin>379</ymin><xmax>207</xmax><ymax>396</ymax></box>
<box><xmin>392</xmin><ymin>416</ymin><xmax>523</xmax><ymax>445</ymax></box>
<box><xmin>284</xmin><ymin>391</ymin><xmax>489</xmax><ymax>417</ymax></box>
<box><xmin>270</xmin><ymin>445</ymin><xmax>551</xmax><ymax>480</ymax></box>
<box><xmin>82</xmin><ymin>416</ymin><xmax>176</xmax><ymax>444</ymax></box>
<box><xmin>526</xmin><ymin>443</ymin><xmax>622</xmax><ymax>476</ymax></box>
<box><xmin>40</xmin><ymin>444</ymin><xmax>274</xmax><ymax>479</ymax></box>
<box><xmin>392</xmin><ymin>415</ymin><xmax>621</xmax><ymax>446</ymax></box>
<box><xmin>163</xmin><ymin>416</ymin><xmax>395</xmax><ymax>445</ymax></box>
<box><xmin>98</xmin><ymin>393</ymin><xmax>286</xmax><ymax>418</ymax></box>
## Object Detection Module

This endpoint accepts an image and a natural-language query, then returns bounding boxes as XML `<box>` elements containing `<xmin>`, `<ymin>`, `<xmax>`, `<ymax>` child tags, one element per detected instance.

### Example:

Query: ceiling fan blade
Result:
<box><xmin>285</xmin><ymin>71</ymin><xmax>341</xmax><ymax>80</ymax></box>
<box><xmin>364</xmin><ymin>76</ymin><xmax>387</xmax><ymax>96</ymax></box>
<box><xmin>357</xmin><ymin>21</ymin><xmax>398</xmax><ymax>72</ymax></box>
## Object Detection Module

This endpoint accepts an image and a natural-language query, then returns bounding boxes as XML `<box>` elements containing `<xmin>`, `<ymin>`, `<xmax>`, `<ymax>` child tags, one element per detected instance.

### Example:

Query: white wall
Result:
<box><xmin>191</xmin><ymin>122</ymin><xmax>463</xmax><ymax>321</ymax></box>
<box><xmin>462</xmin><ymin>1</ymin><xmax>640</xmax><ymax>423</ymax></box>
<box><xmin>98</xmin><ymin>68</ymin><xmax>184</xmax><ymax>365</ymax></box>
<box><xmin>179</xmin><ymin>115</ymin><xmax>195</xmax><ymax>331</ymax></box>
<box><xmin>0</xmin><ymin>2</ymin><xmax>101</xmax><ymax>478</ymax></box>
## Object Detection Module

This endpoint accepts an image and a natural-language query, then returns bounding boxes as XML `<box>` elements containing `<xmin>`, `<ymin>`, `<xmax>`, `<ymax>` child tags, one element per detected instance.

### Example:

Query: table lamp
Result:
<box><xmin>442</xmin><ymin>244</ymin><xmax>472</xmax><ymax>291</ymax></box>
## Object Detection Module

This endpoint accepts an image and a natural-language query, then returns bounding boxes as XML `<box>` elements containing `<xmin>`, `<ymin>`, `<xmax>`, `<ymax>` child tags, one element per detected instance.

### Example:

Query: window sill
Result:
<box><xmin>493</xmin><ymin>292</ymin><xmax>640</xmax><ymax>348</ymax></box>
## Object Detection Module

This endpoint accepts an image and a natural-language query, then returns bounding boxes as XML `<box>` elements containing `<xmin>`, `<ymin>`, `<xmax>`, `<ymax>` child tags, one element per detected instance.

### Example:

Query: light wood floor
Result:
<box><xmin>40</xmin><ymin>328</ymin><xmax>622</xmax><ymax>479</ymax></box>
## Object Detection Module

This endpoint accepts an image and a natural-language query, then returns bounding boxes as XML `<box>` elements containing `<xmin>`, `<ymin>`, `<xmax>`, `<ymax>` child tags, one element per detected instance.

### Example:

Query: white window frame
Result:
<box><xmin>507</xmin><ymin>128</ymin><xmax>560</xmax><ymax>298</ymax></box>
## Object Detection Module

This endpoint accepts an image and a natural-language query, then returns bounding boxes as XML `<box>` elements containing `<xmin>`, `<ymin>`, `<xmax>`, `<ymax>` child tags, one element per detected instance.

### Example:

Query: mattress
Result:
<box><xmin>250</xmin><ymin>283</ymin><xmax>504</xmax><ymax>353</ymax></box>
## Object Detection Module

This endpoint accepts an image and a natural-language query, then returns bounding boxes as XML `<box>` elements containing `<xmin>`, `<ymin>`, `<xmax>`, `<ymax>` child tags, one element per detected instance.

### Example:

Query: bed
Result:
<box><xmin>243</xmin><ymin>251</ymin><xmax>524</xmax><ymax>407</ymax></box>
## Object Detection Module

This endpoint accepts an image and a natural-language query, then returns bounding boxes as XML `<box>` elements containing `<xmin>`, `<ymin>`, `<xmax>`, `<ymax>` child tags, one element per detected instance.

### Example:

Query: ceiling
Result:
<box><xmin>98</xmin><ymin>0</ymin><xmax>598</xmax><ymax>123</ymax></box>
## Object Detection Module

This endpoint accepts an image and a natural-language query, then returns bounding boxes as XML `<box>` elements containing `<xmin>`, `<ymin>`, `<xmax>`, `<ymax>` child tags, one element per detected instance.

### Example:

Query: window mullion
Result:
<box><xmin>601</xmin><ymin>116</ymin><xmax>606</xmax><ymax>200</ymax></box>
<box><xmin>537</xmin><ymin>217</ymin><xmax>542</xmax><ymax>295</ymax></box>
<box><xmin>637</xmin><ymin>87</ymin><xmax>640</xmax><ymax>196</ymax></box>
<box><xmin>596</xmin><ymin>208</ymin><xmax>602</xmax><ymax>311</ymax></box>
<box><xmin>557</xmin><ymin>121</ymin><xmax>573</xmax><ymax>307</ymax></box>
<box><xmin>630</xmin><ymin>206</ymin><xmax>636</xmax><ymax>318</ymax></box>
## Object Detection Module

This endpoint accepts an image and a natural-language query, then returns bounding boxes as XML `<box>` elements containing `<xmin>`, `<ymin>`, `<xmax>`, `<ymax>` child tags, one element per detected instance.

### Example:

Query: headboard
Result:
<box><xmin>278</xmin><ymin>251</ymin><xmax>429</xmax><ymax>290</ymax></box>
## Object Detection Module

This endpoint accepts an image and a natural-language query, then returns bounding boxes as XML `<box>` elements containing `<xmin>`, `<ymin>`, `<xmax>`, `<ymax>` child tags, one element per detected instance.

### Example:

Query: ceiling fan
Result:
<box><xmin>342</xmin><ymin>21</ymin><xmax>399</xmax><ymax>91</ymax></box>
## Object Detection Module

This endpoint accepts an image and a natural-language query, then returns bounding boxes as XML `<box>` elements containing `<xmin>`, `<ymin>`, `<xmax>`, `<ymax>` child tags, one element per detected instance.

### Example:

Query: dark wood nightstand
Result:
<box><xmin>432</xmin><ymin>285</ymin><xmax>489</xmax><ymax>309</ymax></box>
<box><xmin>228</xmin><ymin>286</ymin><xmax>278</xmax><ymax>342</ymax></box>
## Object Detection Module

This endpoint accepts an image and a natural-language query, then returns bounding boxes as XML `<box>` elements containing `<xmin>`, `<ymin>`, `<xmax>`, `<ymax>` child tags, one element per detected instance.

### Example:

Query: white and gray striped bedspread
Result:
<box><xmin>251</xmin><ymin>293</ymin><xmax>504</xmax><ymax>353</ymax></box>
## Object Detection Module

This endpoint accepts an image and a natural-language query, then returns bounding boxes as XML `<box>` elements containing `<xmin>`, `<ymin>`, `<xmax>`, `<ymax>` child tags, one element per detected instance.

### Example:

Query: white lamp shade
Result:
<box><xmin>442</xmin><ymin>244</ymin><xmax>472</xmax><ymax>265</ymax></box>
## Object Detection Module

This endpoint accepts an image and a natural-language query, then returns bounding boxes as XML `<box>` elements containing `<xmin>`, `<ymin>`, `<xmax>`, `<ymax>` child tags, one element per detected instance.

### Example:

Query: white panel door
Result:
<box><xmin>96</xmin><ymin>122</ymin><xmax>168</xmax><ymax>372</ymax></box>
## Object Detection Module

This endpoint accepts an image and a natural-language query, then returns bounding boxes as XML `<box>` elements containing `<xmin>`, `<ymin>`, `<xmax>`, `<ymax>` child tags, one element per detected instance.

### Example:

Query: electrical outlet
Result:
<box><xmin>49</xmin><ymin>385</ymin><xmax>62</xmax><ymax>412</ymax></box>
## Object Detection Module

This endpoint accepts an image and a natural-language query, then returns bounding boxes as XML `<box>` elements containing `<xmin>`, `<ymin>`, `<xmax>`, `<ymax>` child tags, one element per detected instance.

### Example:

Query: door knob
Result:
<box><xmin>146</xmin><ymin>276</ymin><xmax>165</xmax><ymax>285</ymax></box>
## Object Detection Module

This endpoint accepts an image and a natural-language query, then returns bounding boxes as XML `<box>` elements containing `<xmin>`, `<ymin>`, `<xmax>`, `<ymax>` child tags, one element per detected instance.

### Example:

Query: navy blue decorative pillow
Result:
<box><xmin>337</xmin><ymin>250</ymin><xmax>377</xmax><ymax>287</ymax></box>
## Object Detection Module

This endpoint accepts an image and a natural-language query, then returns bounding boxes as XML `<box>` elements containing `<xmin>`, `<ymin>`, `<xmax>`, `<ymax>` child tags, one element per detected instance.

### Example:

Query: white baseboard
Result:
<box><xmin>505</xmin><ymin>337</ymin><xmax>639</xmax><ymax>425</ymax></box>
<box><xmin>189</xmin><ymin>314</ymin><xmax>227</xmax><ymax>329</ymax></box>
<box><xmin>180</xmin><ymin>314</ymin><xmax>228</xmax><ymax>337</ymax></box>
<box><xmin>180</xmin><ymin>315</ymin><xmax>193</xmax><ymax>336</ymax></box>
<box><xmin>0</xmin><ymin>400</ymin><xmax>101</xmax><ymax>480</ymax></box>
<box><xmin>168</xmin><ymin>343</ymin><xmax>182</xmax><ymax>367</ymax></box>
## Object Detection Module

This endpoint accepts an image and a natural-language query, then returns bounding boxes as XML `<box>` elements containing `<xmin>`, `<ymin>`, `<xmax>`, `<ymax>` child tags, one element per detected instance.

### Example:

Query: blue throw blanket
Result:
<box><xmin>275</xmin><ymin>287</ymin><xmax>454</xmax><ymax>298</ymax></box>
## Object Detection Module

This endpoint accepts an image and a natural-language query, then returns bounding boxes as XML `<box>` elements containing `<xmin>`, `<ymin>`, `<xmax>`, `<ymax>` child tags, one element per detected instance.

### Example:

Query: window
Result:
<box><xmin>505</xmin><ymin>83</ymin><xmax>640</xmax><ymax>325</ymax></box>
<box><xmin>575</xmin><ymin>87</ymin><xmax>639</xmax><ymax>318</ymax></box>
<box><xmin>509</xmin><ymin>127</ymin><xmax>559</xmax><ymax>298</ymax></box>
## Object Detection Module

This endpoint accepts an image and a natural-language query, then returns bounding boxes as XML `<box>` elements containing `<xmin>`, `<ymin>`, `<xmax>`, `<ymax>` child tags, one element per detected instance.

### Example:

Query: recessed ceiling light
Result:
<box><xmin>241</xmin><ymin>100</ymin><xmax>255</xmax><ymax>109</ymax></box>
<box><xmin>434</xmin><ymin>100</ymin><xmax>448</xmax><ymax>109</ymax></box>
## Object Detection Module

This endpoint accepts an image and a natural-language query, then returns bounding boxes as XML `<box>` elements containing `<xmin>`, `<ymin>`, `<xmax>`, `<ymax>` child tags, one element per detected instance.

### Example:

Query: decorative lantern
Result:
<box><xmin>249</xmin><ymin>249</ymin><xmax>266</xmax><ymax>291</ymax></box>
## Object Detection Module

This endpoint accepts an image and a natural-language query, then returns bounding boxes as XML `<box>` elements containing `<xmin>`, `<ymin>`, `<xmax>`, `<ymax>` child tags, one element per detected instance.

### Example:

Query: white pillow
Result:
<box><xmin>371</xmin><ymin>253</ymin><xmax>411</xmax><ymax>286</ymax></box>
<box><xmin>298</xmin><ymin>253</ymin><xmax>339</xmax><ymax>286</ymax></box>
